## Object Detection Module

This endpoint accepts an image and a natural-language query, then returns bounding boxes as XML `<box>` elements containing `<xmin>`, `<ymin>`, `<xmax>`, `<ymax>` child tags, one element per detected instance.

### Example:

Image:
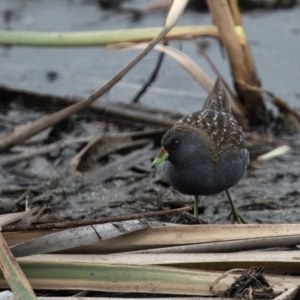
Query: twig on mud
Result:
<box><xmin>2</xmin><ymin>206</ymin><xmax>192</xmax><ymax>232</ymax></box>
<box><xmin>25</xmin><ymin>204</ymin><xmax>48</xmax><ymax>226</ymax></box>
<box><xmin>67</xmin><ymin>128</ymin><xmax>167</xmax><ymax>175</ymax></box>
<box><xmin>103</xmin><ymin>104</ymin><xmax>175</xmax><ymax>127</ymax></box>
<box><xmin>0</xmin><ymin>186</ymin><xmax>40</xmax><ymax>195</ymax></box>
<box><xmin>0</xmin><ymin>85</ymin><xmax>176</xmax><ymax>127</ymax></box>
<box><xmin>66</xmin><ymin>138</ymin><xmax>151</xmax><ymax>175</ymax></box>
<box><xmin>265</xmin><ymin>91</ymin><xmax>300</xmax><ymax>124</ymax></box>
<box><xmin>0</xmin><ymin>137</ymin><xmax>91</xmax><ymax>167</ymax></box>
<box><xmin>236</xmin><ymin>79</ymin><xmax>300</xmax><ymax>124</ymax></box>
<box><xmin>15</xmin><ymin>190</ymin><xmax>31</xmax><ymax>205</ymax></box>
<box><xmin>85</xmin><ymin>144</ymin><xmax>154</xmax><ymax>183</ymax></box>
<box><xmin>100</xmin><ymin>128</ymin><xmax>167</xmax><ymax>139</ymax></box>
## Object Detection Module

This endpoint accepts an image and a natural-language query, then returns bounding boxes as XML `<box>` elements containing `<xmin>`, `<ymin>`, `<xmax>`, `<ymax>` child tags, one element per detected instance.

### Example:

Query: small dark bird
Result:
<box><xmin>152</xmin><ymin>78</ymin><xmax>249</xmax><ymax>223</ymax></box>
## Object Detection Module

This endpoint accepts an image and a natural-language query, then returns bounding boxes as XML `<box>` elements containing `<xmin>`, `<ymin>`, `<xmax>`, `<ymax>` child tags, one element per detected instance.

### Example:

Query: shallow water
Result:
<box><xmin>0</xmin><ymin>0</ymin><xmax>299</xmax><ymax>114</ymax></box>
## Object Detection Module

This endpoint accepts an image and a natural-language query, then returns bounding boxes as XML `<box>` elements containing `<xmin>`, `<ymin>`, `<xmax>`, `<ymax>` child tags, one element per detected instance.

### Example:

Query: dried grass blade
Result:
<box><xmin>1</xmin><ymin>256</ymin><xmax>298</xmax><ymax>296</ymax></box>
<box><xmin>0</xmin><ymin>233</ymin><xmax>36</xmax><ymax>299</ymax></box>
<box><xmin>131</xmin><ymin>234</ymin><xmax>300</xmax><ymax>254</ymax></box>
<box><xmin>87</xmin><ymin>251</ymin><xmax>300</xmax><ymax>275</ymax></box>
<box><xmin>273</xmin><ymin>285</ymin><xmax>299</xmax><ymax>300</ymax></box>
<box><xmin>85</xmin><ymin>144</ymin><xmax>153</xmax><ymax>183</ymax></box>
<box><xmin>109</xmin><ymin>43</ymin><xmax>214</xmax><ymax>92</ymax></box>
<box><xmin>5</xmin><ymin>224</ymin><xmax>300</xmax><ymax>254</ymax></box>
<box><xmin>2</xmin><ymin>290</ymin><xmax>226</xmax><ymax>299</ymax></box>
<box><xmin>10</xmin><ymin>220</ymin><xmax>162</xmax><ymax>258</ymax></box>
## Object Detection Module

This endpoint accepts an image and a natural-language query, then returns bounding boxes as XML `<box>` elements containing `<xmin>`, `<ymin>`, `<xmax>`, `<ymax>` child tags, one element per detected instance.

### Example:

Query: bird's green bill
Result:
<box><xmin>152</xmin><ymin>148</ymin><xmax>169</xmax><ymax>167</ymax></box>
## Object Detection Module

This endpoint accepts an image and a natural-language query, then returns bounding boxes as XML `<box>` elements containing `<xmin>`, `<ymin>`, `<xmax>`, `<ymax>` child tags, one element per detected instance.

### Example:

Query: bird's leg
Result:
<box><xmin>225</xmin><ymin>190</ymin><xmax>247</xmax><ymax>224</ymax></box>
<box><xmin>194</xmin><ymin>195</ymin><xmax>199</xmax><ymax>218</ymax></box>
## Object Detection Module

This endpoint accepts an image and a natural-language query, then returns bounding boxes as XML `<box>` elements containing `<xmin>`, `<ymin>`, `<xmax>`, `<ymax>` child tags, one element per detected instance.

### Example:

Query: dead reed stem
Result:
<box><xmin>206</xmin><ymin>0</ymin><xmax>267</xmax><ymax>127</ymax></box>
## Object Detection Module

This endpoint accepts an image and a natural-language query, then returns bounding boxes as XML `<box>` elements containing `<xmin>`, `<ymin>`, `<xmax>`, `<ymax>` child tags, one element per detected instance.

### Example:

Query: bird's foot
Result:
<box><xmin>187</xmin><ymin>211</ymin><xmax>207</xmax><ymax>224</ymax></box>
<box><xmin>227</xmin><ymin>210</ymin><xmax>247</xmax><ymax>224</ymax></box>
<box><xmin>173</xmin><ymin>211</ymin><xmax>207</xmax><ymax>224</ymax></box>
<box><xmin>225</xmin><ymin>190</ymin><xmax>247</xmax><ymax>224</ymax></box>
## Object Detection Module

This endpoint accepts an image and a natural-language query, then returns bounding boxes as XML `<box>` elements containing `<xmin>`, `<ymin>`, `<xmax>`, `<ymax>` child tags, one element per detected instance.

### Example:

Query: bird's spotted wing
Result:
<box><xmin>202</xmin><ymin>78</ymin><xmax>231</xmax><ymax>113</ymax></box>
<box><xmin>178</xmin><ymin>110</ymin><xmax>246</xmax><ymax>164</ymax></box>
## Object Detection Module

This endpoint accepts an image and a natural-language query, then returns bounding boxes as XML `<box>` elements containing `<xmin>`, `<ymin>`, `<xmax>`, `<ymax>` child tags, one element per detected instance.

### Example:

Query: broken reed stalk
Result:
<box><xmin>0</xmin><ymin>84</ymin><xmax>176</xmax><ymax>128</ymax></box>
<box><xmin>206</xmin><ymin>0</ymin><xmax>267</xmax><ymax>127</ymax></box>
<box><xmin>2</xmin><ymin>206</ymin><xmax>192</xmax><ymax>232</ymax></box>
<box><xmin>227</xmin><ymin>0</ymin><xmax>260</xmax><ymax>87</ymax></box>
<box><xmin>227</xmin><ymin>0</ymin><xmax>242</xmax><ymax>26</ymax></box>
<box><xmin>0</xmin><ymin>232</ymin><xmax>37</xmax><ymax>299</ymax></box>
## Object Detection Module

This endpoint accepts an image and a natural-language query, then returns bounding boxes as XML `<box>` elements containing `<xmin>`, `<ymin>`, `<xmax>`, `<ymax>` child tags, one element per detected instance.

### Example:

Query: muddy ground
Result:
<box><xmin>0</xmin><ymin>91</ymin><xmax>300</xmax><ymax>225</ymax></box>
<box><xmin>0</xmin><ymin>0</ymin><xmax>300</xmax><ymax>224</ymax></box>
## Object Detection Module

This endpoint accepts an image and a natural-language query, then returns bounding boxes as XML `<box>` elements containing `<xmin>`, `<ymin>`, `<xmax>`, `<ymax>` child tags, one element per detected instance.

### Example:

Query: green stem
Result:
<box><xmin>0</xmin><ymin>25</ymin><xmax>245</xmax><ymax>47</ymax></box>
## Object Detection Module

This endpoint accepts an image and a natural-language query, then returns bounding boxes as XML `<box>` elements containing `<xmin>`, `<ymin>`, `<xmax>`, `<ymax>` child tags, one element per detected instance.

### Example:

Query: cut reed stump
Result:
<box><xmin>207</xmin><ymin>0</ymin><xmax>268</xmax><ymax>127</ymax></box>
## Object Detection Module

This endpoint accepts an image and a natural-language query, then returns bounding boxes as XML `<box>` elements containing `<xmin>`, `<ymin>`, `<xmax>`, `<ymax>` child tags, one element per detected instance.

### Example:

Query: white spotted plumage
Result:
<box><xmin>163</xmin><ymin>79</ymin><xmax>248</xmax><ymax>165</ymax></box>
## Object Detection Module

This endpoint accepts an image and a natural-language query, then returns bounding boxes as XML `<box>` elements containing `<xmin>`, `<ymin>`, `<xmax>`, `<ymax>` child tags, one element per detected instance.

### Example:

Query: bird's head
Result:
<box><xmin>152</xmin><ymin>126</ymin><xmax>207</xmax><ymax>167</ymax></box>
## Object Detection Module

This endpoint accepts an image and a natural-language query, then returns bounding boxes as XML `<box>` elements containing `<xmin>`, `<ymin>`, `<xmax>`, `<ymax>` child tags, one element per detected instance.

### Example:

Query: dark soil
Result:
<box><xmin>0</xmin><ymin>92</ymin><xmax>300</xmax><ymax>225</ymax></box>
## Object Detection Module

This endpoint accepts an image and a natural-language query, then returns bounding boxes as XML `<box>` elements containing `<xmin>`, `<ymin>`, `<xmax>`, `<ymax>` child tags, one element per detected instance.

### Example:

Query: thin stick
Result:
<box><xmin>0</xmin><ymin>84</ymin><xmax>176</xmax><ymax>128</ymax></box>
<box><xmin>266</xmin><ymin>91</ymin><xmax>300</xmax><ymax>123</ymax></box>
<box><xmin>0</xmin><ymin>137</ymin><xmax>91</xmax><ymax>167</ymax></box>
<box><xmin>132</xmin><ymin>48</ymin><xmax>166</xmax><ymax>103</ymax></box>
<box><xmin>132</xmin><ymin>1</ymin><xmax>172</xmax><ymax>104</ymax></box>
<box><xmin>2</xmin><ymin>206</ymin><xmax>192</xmax><ymax>232</ymax></box>
<box><xmin>66</xmin><ymin>138</ymin><xmax>150</xmax><ymax>175</ymax></box>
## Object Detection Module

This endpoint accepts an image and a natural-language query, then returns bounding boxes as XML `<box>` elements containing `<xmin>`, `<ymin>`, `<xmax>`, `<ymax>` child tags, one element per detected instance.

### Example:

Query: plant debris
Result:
<box><xmin>222</xmin><ymin>267</ymin><xmax>276</xmax><ymax>299</ymax></box>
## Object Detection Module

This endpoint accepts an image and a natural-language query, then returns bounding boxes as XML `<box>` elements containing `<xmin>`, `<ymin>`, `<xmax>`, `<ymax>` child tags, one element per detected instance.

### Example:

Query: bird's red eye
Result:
<box><xmin>172</xmin><ymin>140</ymin><xmax>180</xmax><ymax>148</ymax></box>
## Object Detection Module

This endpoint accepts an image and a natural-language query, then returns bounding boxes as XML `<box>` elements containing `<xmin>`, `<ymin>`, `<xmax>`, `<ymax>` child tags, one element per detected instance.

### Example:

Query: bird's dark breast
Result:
<box><xmin>164</xmin><ymin>146</ymin><xmax>248</xmax><ymax>196</ymax></box>
<box><xmin>162</xmin><ymin>107</ymin><xmax>248</xmax><ymax>196</ymax></box>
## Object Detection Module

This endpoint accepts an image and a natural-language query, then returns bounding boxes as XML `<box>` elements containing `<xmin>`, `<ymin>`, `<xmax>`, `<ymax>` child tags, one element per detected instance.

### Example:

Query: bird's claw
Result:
<box><xmin>227</xmin><ymin>211</ymin><xmax>247</xmax><ymax>224</ymax></box>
